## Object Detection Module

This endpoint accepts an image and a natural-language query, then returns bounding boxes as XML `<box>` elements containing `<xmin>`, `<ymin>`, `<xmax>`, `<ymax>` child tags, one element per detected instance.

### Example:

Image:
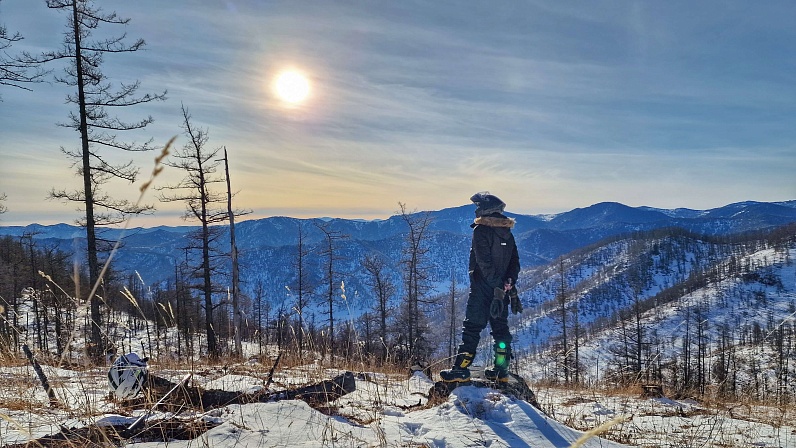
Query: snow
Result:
<box><xmin>4</xmin><ymin>360</ymin><xmax>794</xmax><ymax>447</ymax></box>
<box><xmin>0</xmin><ymin>363</ymin><xmax>630</xmax><ymax>447</ymax></box>
<box><xmin>203</xmin><ymin>374</ymin><xmax>266</xmax><ymax>394</ymax></box>
<box><xmin>124</xmin><ymin>371</ymin><xmax>627</xmax><ymax>448</ymax></box>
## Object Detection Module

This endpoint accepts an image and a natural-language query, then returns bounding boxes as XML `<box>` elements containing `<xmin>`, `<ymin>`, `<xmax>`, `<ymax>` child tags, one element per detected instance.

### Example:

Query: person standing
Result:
<box><xmin>441</xmin><ymin>192</ymin><xmax>522</xmax><ymax>383</ymax></box>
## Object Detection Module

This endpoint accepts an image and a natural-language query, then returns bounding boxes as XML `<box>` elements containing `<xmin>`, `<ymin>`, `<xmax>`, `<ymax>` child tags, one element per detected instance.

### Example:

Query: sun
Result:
<box><xmin>273</xmin><ymin>70</ymin><xmax>311</xmax><ymax>104</ymax></box>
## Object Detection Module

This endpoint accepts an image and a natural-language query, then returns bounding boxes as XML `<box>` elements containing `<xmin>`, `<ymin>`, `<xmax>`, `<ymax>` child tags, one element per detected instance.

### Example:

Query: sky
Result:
<box><xmin>1</xmin><ymin>0</ymin><xmax>794</xmax><ymax>227</ymax></box>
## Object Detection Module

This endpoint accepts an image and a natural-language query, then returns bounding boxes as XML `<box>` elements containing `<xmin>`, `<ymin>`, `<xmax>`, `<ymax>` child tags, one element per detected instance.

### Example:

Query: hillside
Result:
<box><xmin>511</xmin><ymin>224</ymin><xmax>796</xmax><ymax>399</ymax></box>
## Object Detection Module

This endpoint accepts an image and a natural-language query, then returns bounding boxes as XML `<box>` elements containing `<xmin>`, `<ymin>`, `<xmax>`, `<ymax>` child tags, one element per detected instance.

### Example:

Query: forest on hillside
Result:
<box><xmin>515</xmin><ymin>224</ymin><xmax>796</xmax><ymax>403</ymax></box>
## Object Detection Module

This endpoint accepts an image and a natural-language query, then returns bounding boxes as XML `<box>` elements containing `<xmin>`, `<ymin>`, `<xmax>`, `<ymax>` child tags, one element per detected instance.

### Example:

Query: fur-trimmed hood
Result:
<box><xmin>472</xmin><ymin>215</ymin><xmax>515</xmax><ymax>229</ymax></box>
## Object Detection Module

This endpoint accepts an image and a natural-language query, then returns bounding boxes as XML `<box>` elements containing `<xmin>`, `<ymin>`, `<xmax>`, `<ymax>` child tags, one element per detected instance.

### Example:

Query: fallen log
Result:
<box><xmin>4</xmin><ymin>418</ymin><xmax>219</xmax><ymax>448</ymax></box>
<box><xmin>143</xmin><ymin>370</ymin><xmax>356</xmax><ymax>410</ymax></box>
<box><xmin>8</xmin><ymin>371</ymin><xmax>357</xmax><ymax>447</ymax></box>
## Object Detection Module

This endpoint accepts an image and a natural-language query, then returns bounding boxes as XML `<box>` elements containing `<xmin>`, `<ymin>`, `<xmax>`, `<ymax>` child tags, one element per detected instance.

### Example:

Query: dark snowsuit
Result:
<box><xmin>457</xmin><ymin>213</ymin><xmax>521</xmax><ymax>356</ymax></box>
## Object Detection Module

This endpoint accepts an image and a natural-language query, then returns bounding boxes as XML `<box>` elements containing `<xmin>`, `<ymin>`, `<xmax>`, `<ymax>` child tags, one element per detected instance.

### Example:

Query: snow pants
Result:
<box><xmin>457</xmin><ymin>276</ymin><xmax>512</xmax><ymax>357</ymax></box>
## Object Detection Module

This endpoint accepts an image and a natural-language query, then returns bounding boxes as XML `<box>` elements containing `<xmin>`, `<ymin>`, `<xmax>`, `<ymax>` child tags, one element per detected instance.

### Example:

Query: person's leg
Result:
<box><xmin>489</xmin><ymin>297</ymin><xmax>512</xmax><ymax>349</ymax></box>
<box><xmin>441</xmin><ymin>281</ymin><xmax>490</xmax><ymax>382</ymax></box>
<box><xmin>458</xmin><ymin>281</ymin><xmax>491</xmax><ymax>355</ymax></box>
<box><xmin>486</xmin><ymin>296</ymin><xmax>512</xmax><ymax>381</ymax></box>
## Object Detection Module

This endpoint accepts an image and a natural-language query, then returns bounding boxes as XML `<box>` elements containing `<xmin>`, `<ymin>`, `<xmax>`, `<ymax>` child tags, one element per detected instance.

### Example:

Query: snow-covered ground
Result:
<box><xmin>535</xmin><ymin>385</ymin><xmax>796</xmax><ymax>448</ymax></box>
<box><xmin>0</xmin><ymin>360</ymin><xmax>626</xmax><ymax>447</ymax></box>
<box><xmin>1</xmin><ymin>360</ymin><xmax>794</xmax><ymax>447</ymax></box>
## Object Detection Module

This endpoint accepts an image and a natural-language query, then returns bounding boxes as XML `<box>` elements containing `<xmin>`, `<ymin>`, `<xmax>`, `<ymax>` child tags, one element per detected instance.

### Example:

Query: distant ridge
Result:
<box><xmin>1</xmin><ymin>199</ymin><xmax>794</xmax><ymax>296</ymax></box>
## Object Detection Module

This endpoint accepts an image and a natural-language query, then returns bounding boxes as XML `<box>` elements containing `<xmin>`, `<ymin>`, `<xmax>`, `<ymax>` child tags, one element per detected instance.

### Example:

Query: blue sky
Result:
<box><xmin>1</xmin><ymin>0</ymin><xmax>794</xmax><ymax>226</ymax></box>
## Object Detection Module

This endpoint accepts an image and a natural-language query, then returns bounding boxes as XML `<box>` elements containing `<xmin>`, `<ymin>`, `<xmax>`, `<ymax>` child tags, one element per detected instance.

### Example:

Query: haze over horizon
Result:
<box><xmin>1</xmin><ymin>199</ymin><xmax>794</xmax><ymax>231</ymax></box>
<box><xmin>1</xmin><ymin>1</ymin><xmax>794</xmax><ymax>227</ymax></box>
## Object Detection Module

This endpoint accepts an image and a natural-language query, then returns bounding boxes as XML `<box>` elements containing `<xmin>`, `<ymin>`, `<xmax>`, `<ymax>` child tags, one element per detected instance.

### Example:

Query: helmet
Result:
<box><xmin>470</xmin><ymin>191</ymin><xmax>506</xmax><ymax>217</ymax></box>
<box><xmin>108</xmin><ymin>353</ymin><xmax>148</xmax><ymax>399</ymax></box>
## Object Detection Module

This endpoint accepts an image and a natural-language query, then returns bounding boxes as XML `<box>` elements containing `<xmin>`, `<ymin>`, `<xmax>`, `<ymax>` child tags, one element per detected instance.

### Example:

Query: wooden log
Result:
<box><xmin>7</xmin><ymin>372</ymin><xmax>357</xmax><ymax>447</ymax></box>
<box><xmin>142</xmin><ymin>370</ymin><xmax>356</xmax><ymax>410</ymax></box>
<box><xmin>22</xmin><ymin>344</ymin><xmax>58</xmax><ymax>407</ymax></box>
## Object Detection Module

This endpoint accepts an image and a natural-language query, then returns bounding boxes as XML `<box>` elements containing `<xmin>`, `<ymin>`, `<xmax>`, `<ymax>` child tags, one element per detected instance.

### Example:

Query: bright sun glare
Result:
<box><xmin>274</xmin><ymin>70</ymin><xmax>311</xmax><ymax>104</ymax></box>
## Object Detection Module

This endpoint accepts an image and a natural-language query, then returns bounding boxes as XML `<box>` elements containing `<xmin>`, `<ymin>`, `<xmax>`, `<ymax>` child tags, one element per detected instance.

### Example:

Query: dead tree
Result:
<box><xmin>290</xmin><ymin>221</ymin><xmax>315</xmax><ymax>359</ymax></box>
<box><xmin>362</xmin><ymin>253</ymin><xmax>396</xmax><ymax>362</ymax></box>
<box><xmin>313</xmin><ymin>220</ymin><xmax>348</xmax><ymax>358</ymax></box>
<box><xmin>556</xmin><ymin>258</ymin><xmax>571</xmax><ymax>384</ymax></box>
<box><xmin>158</xmin><ymin>105</ymin><xmax>228</xmax><ymax>359</ymax></box>
<box><xmin>397</xmin><ymin>203</ymin><xmax>435</xmax><ymax>361</ymax></box>
<box><xmin>220</xmin><ymin>147</ymin><xmax>250</xmax><ymax>357</ymax></box>
<box><xmin>21</xmin><ymin>0</ymin><xmax>166</xmax><ymax>362</ymax></box>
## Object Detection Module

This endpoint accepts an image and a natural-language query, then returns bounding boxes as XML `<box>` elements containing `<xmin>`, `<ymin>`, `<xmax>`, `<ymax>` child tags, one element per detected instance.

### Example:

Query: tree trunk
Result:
<box><xmin>71</xmin><ymin>1</ymin><xmax>103</xmax><ymax>364</ymax></box>
<box><xmin>223</xmin><ymin>149</ymin><xmax>242</xmax><ymax>357</ymax></box>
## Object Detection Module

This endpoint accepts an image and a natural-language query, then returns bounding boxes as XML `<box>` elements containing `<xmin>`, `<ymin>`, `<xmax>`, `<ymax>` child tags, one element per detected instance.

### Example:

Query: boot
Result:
<box><xmin>440</xmin><ymin>352</ymin><xmax>474</xmax><ymax>383</ymax></box>
<box><xmin>485</xmin><ymin>342</ymin><xmax>510</xmax><ymax>383</ymax></box>
<box><xmin>484</xmin><ymin>367</ymin><xmax>509</xmax><ymax>382</ymax></box>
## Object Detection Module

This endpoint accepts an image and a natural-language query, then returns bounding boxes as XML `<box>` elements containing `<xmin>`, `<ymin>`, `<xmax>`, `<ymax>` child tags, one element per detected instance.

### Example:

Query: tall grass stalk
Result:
<box><xmin>569</xmin><ymin>415</ymin><xmax>631</xmax><ymax>448</ymax></box>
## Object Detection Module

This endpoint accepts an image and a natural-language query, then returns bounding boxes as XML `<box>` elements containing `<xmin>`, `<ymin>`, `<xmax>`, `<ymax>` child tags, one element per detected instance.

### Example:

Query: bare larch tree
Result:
<box><xmin>362</xmin><ymin>253</ymin><xmax>396</xmax><ymax>363</ymax></box>
<box><xmin>290</xmin><ymin>221</ymin><xmax>314</xmax><ymax>359</ymax></box>
<box><xmin>313</xmin><ymin>220</ymin><xmax>348</xmax><ymax>358</ymax></box>
<box><xmin>158</xmin><ymin>105</ymin><xmax>228</xmax><ymax>359</ymax></box>
<box><xmin>20</xmin><ymin>0</ymin><xmax>166</xmax><ymax>362</ymax></box>
<box><xmin>397</xmin><ymin>203</ymin><xmax>435</xmax><ymax>362</ymax></box>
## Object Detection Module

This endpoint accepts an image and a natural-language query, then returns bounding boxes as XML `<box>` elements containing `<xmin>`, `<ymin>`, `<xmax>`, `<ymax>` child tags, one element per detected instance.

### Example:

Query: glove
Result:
<box><xmin>494</xmin><ymin>287</ymin><xmax>505</xmax><ymax>302</ymax></box>
<box><xmin>508</xmin><ymin>286</ymin><xmax>523</xmax><ymax>315</ymax></box>
<box><xmin>490</xmin><ymin>287</ymin><xmax>506</xmax><ymax>318</ymax></box>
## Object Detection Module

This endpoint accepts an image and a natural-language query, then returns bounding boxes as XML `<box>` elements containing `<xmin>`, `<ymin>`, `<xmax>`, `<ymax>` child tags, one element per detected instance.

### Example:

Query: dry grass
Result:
<box><xmin>533</xmin><ymin>381</ymin><xmax>796</xmax><ymax>448</ymax></box>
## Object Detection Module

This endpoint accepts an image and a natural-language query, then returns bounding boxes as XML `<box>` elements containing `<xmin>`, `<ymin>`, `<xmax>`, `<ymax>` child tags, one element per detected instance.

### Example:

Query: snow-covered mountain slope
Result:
<box><xmin>515</xmin><ymin>232</ymin><xmax>796</xmax><ymax>395</ymax></box>
<box><xmin>566</xmin><ymin>246</ymin><xmax>795</xmax><ymax>382</ymax></box>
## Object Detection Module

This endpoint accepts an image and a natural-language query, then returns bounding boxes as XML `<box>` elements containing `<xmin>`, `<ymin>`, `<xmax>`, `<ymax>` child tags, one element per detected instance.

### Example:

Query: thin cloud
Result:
<box><xmin>0</xmin><ymin>1</ymin><xmax>793</xmax><ymax>225</ymax></box>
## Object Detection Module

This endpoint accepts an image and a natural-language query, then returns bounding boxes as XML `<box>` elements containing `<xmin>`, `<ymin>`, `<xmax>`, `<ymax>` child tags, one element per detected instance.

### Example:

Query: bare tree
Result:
<box><xmin>362</xmin><ymin>253</ymin><xmax>396</xmax><ymax>362</ymax></box>
<box><xmin>628</xmin><ymin>272</ymin><xmax>647</xmax><ymax>382</ymax></box>
<box><xmin>397</xmin><ymin>203</ymin><xmax>435</xmax><ymax>361</ymax></box>
<box><xmin>158</xmin><ymin>105</ymin><xmax>228</xmax><ymax>359</ymax></box>
<box><xmin>220</xmin><ymin>147</ymin><xmax>250</xmax><ymax>357</ymax></box>
<box><xmin>447</xmin><ymin>268</ymin><xmax>457</xmax><ymax>361</ymax></box>
<box><xmin>253</xmin><ymin>281</ymin><xmax>271</xmax><ymax>356</ymax></box>
<box><xmin>0</xmin><ymin>193</ymin><xmax>6</xmax><ymax>215</ymax></box>
<box><xmin>313</xmin><ymin>220</ymin><xmax>348</xmax><ymax>358</ymax></box>
<box><xmin>0</xmin><ymin>235</ymin><xmax>74</xmax><ymax>357</ymax></box>
<box><xmin>21</xmin><ymin>0</ymin><xmax>166</xmax><ymax>362</ymax></box>
<box><xmin>556</xmin><ymin>258</ymin><xmax>571</xmax><ymax>383</ymax></box>
<box><xmin>290</xmin><ymin>221</ymin><xmax>315</xmax><ymax>359</ymax></box>
<box><xmin>572</xmin><ymin>288</ymin><xmax>581</xmax><ymax>384</ymax></box>
<box><xmin>0</xmin><ymin>1</ymin><xmax>46</xmax><ymax>97</ymax></box>
<box><xmin>0</xmin><ymin>236</ymin><xmax>25</xmax><ymax>350</ymax></box>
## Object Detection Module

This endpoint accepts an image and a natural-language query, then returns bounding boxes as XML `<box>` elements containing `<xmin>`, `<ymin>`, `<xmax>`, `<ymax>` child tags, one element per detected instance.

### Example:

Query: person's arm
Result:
<box><xmin>473</xmin><ymin>226</ymin><xmax>501</xmax><ymax>289</ymax></box>
<box><xmin>504</xmin><ymin>236</ymin><xmax>520</xmax><ymax>289</ymax></box>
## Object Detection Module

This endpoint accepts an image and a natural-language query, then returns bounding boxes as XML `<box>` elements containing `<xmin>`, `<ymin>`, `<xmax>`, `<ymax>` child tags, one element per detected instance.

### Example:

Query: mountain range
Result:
<box><xmin>1</xmin><ymin>200</ymin><xmax>795</xmax><ymax>305</ymax></box>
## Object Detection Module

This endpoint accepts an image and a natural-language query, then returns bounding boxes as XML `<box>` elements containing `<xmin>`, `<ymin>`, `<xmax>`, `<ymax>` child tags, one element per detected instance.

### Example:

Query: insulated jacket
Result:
<box><xmin>468</xmin><ymin>213</ymin><xmax>520</xmax><ymax>290</ymax></box>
